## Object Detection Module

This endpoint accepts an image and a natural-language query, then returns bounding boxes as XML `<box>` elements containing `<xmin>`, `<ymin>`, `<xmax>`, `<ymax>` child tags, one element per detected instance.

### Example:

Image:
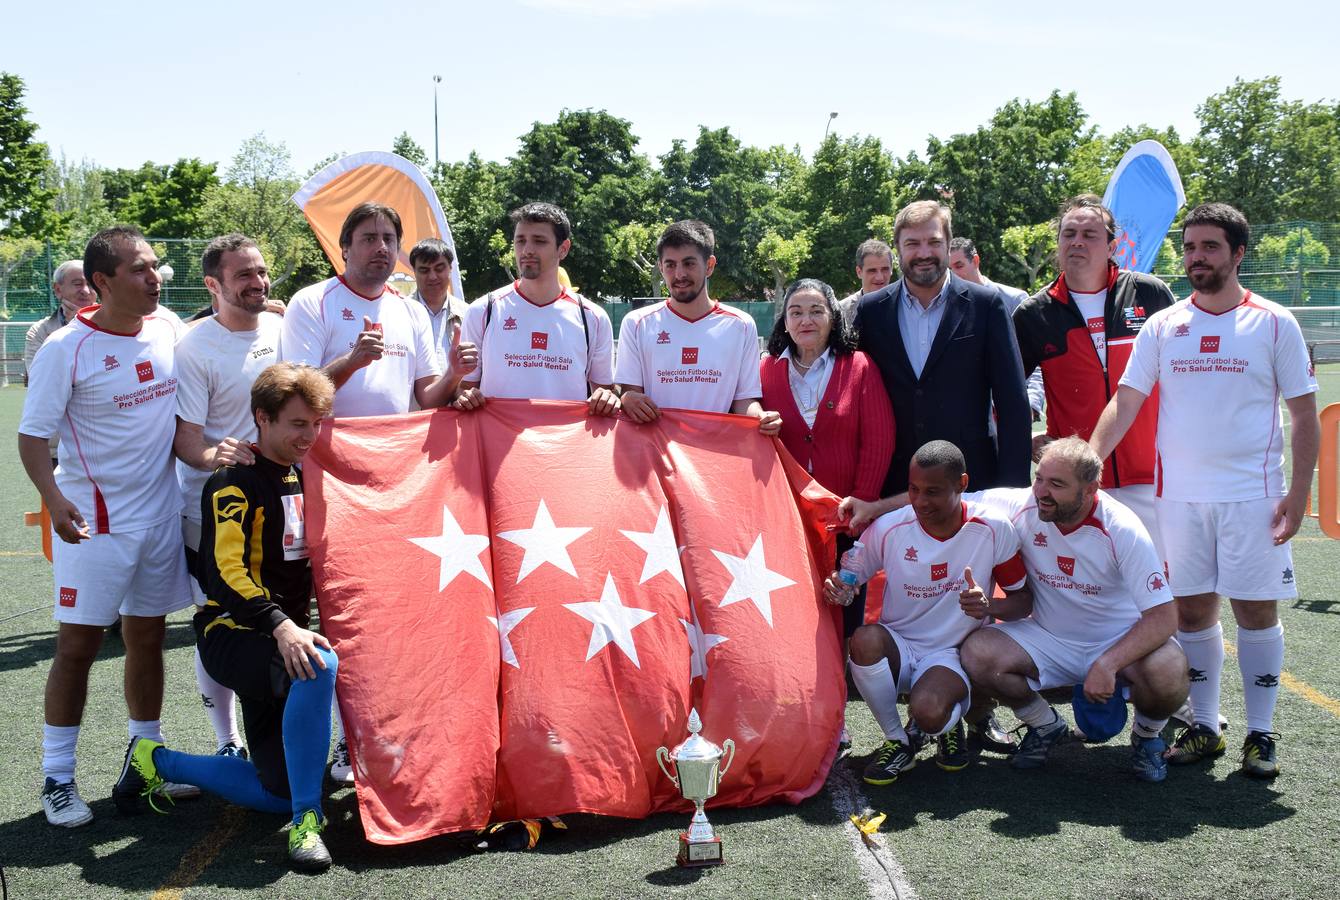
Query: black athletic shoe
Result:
<box><xmin>288</xmin><ymin>810</ymin><xmax>332</xmax><ymax>872</ymax></box>
<box><xmin>1240</xmin><ymin>730</ymin><xmax>1281</xmax><ymax>779</ymax></box>
<box><xmin>863</xmin><ymin>739</ymin><xmax>917</xmax><ymax>786</ymax></box>
<box><xmin>936</xmin><ymin>720</ymin><xmax>970</xmax><ymax>772</ymax></box>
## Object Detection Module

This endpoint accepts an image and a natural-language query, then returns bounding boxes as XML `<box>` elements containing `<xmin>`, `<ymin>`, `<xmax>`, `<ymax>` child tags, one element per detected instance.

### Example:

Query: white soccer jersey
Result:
<box><xmin>854</xmin><ymin>501</ymin><xmax>1026</xmax><ymax>653</ymax></box>
<box><xmin>19</xmin><ymin>312</ymin><xmax>182</xmax><ymax>533</ymax></box>
<box><xmin>614</xmin><ymin>300</ymin><xmax>763</xmax><ymax>412</ymax></box>
<box><xmin>1120</xmin><ymin>292</ymin><xmax>1317</xmax><ymax>502</ymax></box>
<box><xmin>460</xmin><ymin>282</ymin><xmax>614</xmax><ymax>401</ymax></box>
<box><xmin>175</xmin><ymin>312</ymin><xmax>282</xmax><ymax>522</ymax></box>
<box><xmin>279</xmin><ymin>276</ymin><xmax>441</xmax><ymax>418</ymax></box>
<box><xmin>972</xmin><ymin>488</ymin><xmax>1172</xmax><ymax>644</ymax></box>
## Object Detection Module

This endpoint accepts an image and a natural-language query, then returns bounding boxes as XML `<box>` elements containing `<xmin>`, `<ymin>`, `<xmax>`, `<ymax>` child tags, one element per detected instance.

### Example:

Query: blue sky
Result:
<box><xmin>9</xmin><ymin>0</ymin><xmax>1338</xmax><ymax>174</ymax></box>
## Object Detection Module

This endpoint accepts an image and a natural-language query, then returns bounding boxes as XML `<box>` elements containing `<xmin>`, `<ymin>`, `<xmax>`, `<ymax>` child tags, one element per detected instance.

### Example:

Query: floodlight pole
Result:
<box><xmin>824</xmin><ymin>111</ymin><xmax>838</xmax><ymax>141</ymax></box>
<box><xmin>433</xmin><ymin>75</ymin><xmax>443</xmax><ymax>166</ymax></box>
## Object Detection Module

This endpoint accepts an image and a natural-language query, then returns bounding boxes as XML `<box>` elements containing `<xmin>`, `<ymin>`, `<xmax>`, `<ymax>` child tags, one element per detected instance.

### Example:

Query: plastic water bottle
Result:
<box><xmin>837</xmin><ymin>541</ymin><xmax>864</xmax><ymax>597</ymax></box>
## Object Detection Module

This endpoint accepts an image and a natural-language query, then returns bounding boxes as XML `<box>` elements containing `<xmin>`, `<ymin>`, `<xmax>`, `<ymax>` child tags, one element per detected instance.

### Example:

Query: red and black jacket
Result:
<box><xmin>1012</xmin><ymin>263</ymin><xmax>1174</xmax><ymax>489</ymax></box>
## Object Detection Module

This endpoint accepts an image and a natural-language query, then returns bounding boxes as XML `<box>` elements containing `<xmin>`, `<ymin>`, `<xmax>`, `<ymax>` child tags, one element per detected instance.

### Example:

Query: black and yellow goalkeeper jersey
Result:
<box><xmin>196</xmin><ymin>451</ymin><xmax>312</xmax><ymax>636</ymax></box>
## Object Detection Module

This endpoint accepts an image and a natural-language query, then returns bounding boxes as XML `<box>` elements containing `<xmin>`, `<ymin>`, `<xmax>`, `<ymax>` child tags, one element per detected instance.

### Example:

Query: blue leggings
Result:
<box><xmin>155</xmin><ymin>645</ymin><xmax>338</xmax><ymax>824</ymax></box>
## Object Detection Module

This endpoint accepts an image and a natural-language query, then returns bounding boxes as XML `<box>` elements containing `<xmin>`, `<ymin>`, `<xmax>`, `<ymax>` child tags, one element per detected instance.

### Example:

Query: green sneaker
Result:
<box><xmin>863</xmin><ymin>739</ymin><xmax>916</xmax><ymax>786</ymax></box>
<box><xmin>288</xmin><ymin>810</ymin><xmax>332</xmax><ymax>872</ymax></box>
<box><xmin>1240</xmin><ymin>731</ymin><xmax>1281</xmax><ymax>779</ymax></box>
<box><xmin>1165</xmin><ymin>723</ymin><xmax>1226</xmax><ymax>766</ymax></box>
<box><xmin>112</xmin><ymin>738</ymin><xmax>170</xmax><ymax>815</ymax></box>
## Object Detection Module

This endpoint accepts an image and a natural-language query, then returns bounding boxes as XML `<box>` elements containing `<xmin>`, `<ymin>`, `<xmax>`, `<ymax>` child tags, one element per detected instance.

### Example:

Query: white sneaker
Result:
<box><xmin>42</xmin><ymin>778</ymin><xmax>94</xmax><ymax>827</ymax></box>
<box><xmin>329</xmin><ymin>738</ymin><xmax>354</xmax><ymax>784</ymax></box>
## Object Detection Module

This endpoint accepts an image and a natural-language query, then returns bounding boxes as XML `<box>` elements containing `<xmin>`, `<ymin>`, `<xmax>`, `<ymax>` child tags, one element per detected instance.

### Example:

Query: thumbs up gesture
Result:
<box><xmin>448</xmin><ymin>318</ymin><xmax>479</xmax><ymax>374</ymax></box>
<box><xmin>958</xmin><ymin>566</ymin><xmax>991</xmax><ymax>619</ymax></box>
<box><xmin>350</xmin><ymin>315</ymin><xmax>385</xmax><ymax>370</ymax></box>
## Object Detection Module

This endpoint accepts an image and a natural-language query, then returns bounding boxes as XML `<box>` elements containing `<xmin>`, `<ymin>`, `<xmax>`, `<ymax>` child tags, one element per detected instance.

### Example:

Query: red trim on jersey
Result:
<box><xmin>923</xmin><ymin>503</ymin><xmax>969</xmax><ymax>543</ymax></box>
<box><xmin>1155</xmin><ymin>453</ymin><xmax>1164</xmax><ymax>498</ymax></box>
<box><xmin>77</xmin><ymin>311</ymin><xmax>141</xmax><ymax>337</ymax></box>
<box><xmin>513</xmin><ymin>280</ymin><xmax>571</xmax><ymax>309</ymax></box>
<box><xmin>992</xmin><ymin>552</ymin><xmax>1027</xmax><ymax>591</ymax></box>
<box><xmin>336</xmin><ymin>275</ymin><xmax>394</xmax><ymax>302</ymax></box>
<box><xmin>1056</xmin><ymin>496</ymin><xmax>1105</xmax><ymax>536</ymax></box>
<box><xmin>65</xmin><ymin>328</ymin><xmax>110</xmax><ymax>533</ymax></box>
<box><xmin>93</xmin><ymin>486</ymin><xmax>110</xmax><ymax>533</ymax></box>
<box><xmin>665</xmin><ymin>299</ymin><xmax>721</xmax><ymax>324</ymax></box>
<box><xmin>1189</xmin><ymin>291</ymin><xmax>1250</xmax><ymax>316</ymax></box>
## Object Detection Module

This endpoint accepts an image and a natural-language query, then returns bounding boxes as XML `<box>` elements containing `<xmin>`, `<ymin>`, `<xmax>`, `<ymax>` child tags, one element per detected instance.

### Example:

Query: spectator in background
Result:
<box><xmin>24</xmin><ymin>261</ymin><xmax>97</xmax><ymax>464</ymax></box>
<box><xmin>761</xmin><ymin>277</ymin><xmax>894</xmax><ymax>642</ymax></box>
<box><xmin>837</xmin><ymin>239</ymin><xmax>895</xmax><ymax>329</ymax></box>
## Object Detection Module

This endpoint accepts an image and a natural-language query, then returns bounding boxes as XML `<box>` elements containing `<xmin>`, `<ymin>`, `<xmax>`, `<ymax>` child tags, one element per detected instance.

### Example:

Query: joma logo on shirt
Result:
<box><xmin>1174</xmin><ymin>323</ymin><xmax>1191</xmax><ymax>337</ymax></box>
<box><xmin>930</xmin><ymin>562</ymin><xmax>948</xmax><ymax>581</ymax></box>
<box><xmin>682</xmin><ymin>347</ymin><xmax>699</xmax><ymax>365</ymax></box>
<box><xmin>1058</xmin><ymin>556</ymin><xmax>1075</xmax><ymax>576</ymax></box>
<box><xmin>532</xmin><ymin>332</ymin><xmax>548</xmax><ymax>350</ymax></box>
<box><xmin>59</xmin><ymin>586</ymin><xmax>77</xmax><ymax>608</ymax></box>
<box><xmin>1199</xmin><ymin>336</ymin><xmax>1220</xmax><ymax>353</ymax></box>
<box><xmin>103</xmin><ymin>355</ymin><xmax>119</xmax><ymax>371</ymax></box>
<box><xmin>341</xmin><ymin>307</ymin><xmax>355</xmax><ymax>321</ymax></box>
<box><xmin>135</xmin><ymin>361</ymin><xmax>155</xmax><ymax>383</ymax></box>
<box><xmin>503</xmin><ymin>316</ymin><xmax>517</xmax><ymax>330</ymax></box>
<box><xmin>656</xmin><ymin>330</ymin><xmax>671</xmax><ymax>345</ymax></box>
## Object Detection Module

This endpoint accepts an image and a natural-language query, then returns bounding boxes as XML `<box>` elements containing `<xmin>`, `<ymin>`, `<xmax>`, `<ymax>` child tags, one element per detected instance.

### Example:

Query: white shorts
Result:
<box><xmin>879</xmin><ymin>623</ymin><xmax>971</xmax><ymax>703</ymax></box>
<box><xmin>52</xmin><ymin>516</ymin><xmax>193</xmax><ymax>626</ymax></box>
<box><xmin>1156</xmin><ymin>497</ymin><xmax>1297</xmax><ymax>600</ymax></box>
<box><xmin>1107</xmin><ymin>484</ymin><xmax>1161</xmax><ymax>559</ymax></box>
<box><xmin>988</xmin><ymin>618</ymin><xmax>1122</xmax><ymax>691</ymax></box>
<box><xmin>181</xmin><ymin>516</ymin><xmax>206</xmax><ymax>606</ymax></box>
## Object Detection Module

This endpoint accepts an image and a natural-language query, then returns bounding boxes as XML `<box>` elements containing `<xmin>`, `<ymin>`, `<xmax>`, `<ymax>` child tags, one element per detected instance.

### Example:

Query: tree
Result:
<box><xmin>431</xmin><ymin>152</ymin><xmax>509</xmax><ymax>296</ymax></box>
<box><xmin>1000</xmin><ymin>223</ymin><xmax>1056</xmax><ymax>292</ymax></box>
<box><xmin>0</xmin><ymin>236</ymin><xmax>42</xmax><ymax>319</ymax></box>
<box><xmin>0</xmin><ymin>73</ymin><xmax>57</xmax><ymax>238</ymax></box>
<box><xmin>104</xmin><ymin>158</ymin><xmax>218</xmax><ymax>238</ymax></box>
<box><xmin>798</xmin><ymin>135</ymin><xmax>895</xmax><ymax>292</ymax></box>
<box><xmin>608</xmin><ymin>221</ymin><xmax>666</xmax><ymax>297</ymax></box>
<box><xmin>1067</xmin><ymin>125</ymin><xmax>1202</xmax><ymax>208</ymax></box>
<box><xmin>1253</xmin><ymin>226</ymin><xmax>1332</xmax><ymax>304</ymax></box>
<box><xmin>754</xmin><ymin>228</ymin><xmax>812</xmax><ymax>300</ymax></box>
<box><xmin>199</xmin><ymin>134</ymin><xmax>328</xmax><ymax>298</ymax></box>
<box><xmin>392</xmin><ymin>132</ymin><xmax>429</xmax><ymax>168</ymax></box>
<box><xmin>47</xmin><ymin>153</ymin><xmax>114</xmax><ymax>259</ymax></box>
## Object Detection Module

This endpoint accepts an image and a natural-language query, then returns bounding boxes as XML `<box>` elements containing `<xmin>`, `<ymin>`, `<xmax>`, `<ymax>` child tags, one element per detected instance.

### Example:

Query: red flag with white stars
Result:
<box><xmin>305</xmin><ymin>400</ymin><xmax>842</xmax><ymax>844</ymax></box>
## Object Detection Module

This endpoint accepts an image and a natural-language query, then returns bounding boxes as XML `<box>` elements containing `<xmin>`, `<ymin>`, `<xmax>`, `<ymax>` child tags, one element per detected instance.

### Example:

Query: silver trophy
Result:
<box><xmin>656</xmin><ymin>708</ymin><xmax>736</xmax><ymax>867</ymax></box>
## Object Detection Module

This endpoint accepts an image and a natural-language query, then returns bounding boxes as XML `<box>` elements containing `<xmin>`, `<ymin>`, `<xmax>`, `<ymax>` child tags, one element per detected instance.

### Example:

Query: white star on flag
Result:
<box><xmin>408</xmin><ymin>505</ymin><xmax>492</xmax><ymax>591</ymax></box>
<box><xmin>564</xmin><ymin>574</ymin><xmax>657</xmax><ymax>668</ymax></box>
<box><xmin>680</xmin><ymin>602</ymin><xmax>727</xmax><ymax>681</ymax></box>
<box><xmin>487</xmin><ymin>607</ymin><xmax>535</xmax><ymax>669</ymax></box>
<box><xmin>497</xmin><ymin>499</ymin><xmax>591</xmax><ymax>583</ymax></box>
<box><xmin>711</xmin><ymin>534</ymin><xmax>795</xmax><ymax>627</ymax></box>
<box><xmin>619</xmin><ymin>505</ymin><xmax>685</xmax><ymax>588</ymax></box>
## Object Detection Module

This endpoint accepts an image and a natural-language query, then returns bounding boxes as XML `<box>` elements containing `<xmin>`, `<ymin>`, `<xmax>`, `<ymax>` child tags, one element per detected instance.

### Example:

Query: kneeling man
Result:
<box><xmin>115</xmin><ymin>363</ymin><xmax>340</xmax><ymax>871</ymax></box>
<box><xmin>825</xmin><ymin>441</ymin><xmax>1028</xmax><ymax>785</ymax></box>
<box><xmin>960</xmin><ymin>438</ymin><xmax>1188</xmax><ymax>782</ymax></box>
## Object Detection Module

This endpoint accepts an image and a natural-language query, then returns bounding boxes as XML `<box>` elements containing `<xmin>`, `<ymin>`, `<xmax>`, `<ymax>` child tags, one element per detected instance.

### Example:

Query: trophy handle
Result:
<box><xmin>656</xmin><ymin>747</ymin><xmax>679</xmax><ymax>787</ymax></box>
<box><xmin>718</xmin><ymin>739</ymin><xmax>736</xmax><ymax>778</ymax></box>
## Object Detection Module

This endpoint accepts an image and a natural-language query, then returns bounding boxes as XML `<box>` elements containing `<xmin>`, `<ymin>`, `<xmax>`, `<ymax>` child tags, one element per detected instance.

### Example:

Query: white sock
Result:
<box><xmin>928</xmin><ymin>703</ymin><xmax>964</xmax><ymax>736</ymax></box>
<box><xmin>1132</xmin><ymin>712</ymin><xmax>1167</xmax><ymax>739</ymax></box>
<box><xmin>1237</xmin><ymin>623</ymin><xmax>1284</xmax><ymax>734</ymax></box>
<box><xmin>1015</xmin><ymin>695</ymin><xmax>1055</xmax><ymax>728</ymax></box>
<box><xmin>195</xmin><ymin>646</ymin><xmax>241</xmax><ymax>749</ymax></box>
<box><xmin>42</xmin><ymin>724</ymin><xmax>79</xmax><ymax>782</ymax></box>
<box><xmin>1178</xmin><ymin>624</ymin><xmax>1224</xmax><ymax>734</ymax></box>
<box><xmin>128</xmin><ymin>718</ymin><xmax>163</xmax><ymax>743</ymax></box>
<box><xmin>850</xmin><ymin>659</ymin><xmax>907</xmax><ymax>743</ymax></box>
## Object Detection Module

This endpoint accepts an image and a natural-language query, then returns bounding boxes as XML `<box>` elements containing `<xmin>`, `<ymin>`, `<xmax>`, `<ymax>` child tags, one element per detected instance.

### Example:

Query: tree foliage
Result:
<box><xmin>0</xmin><ymin>73</ymin><xmax>57</xmax><ymax>238</ymax></box>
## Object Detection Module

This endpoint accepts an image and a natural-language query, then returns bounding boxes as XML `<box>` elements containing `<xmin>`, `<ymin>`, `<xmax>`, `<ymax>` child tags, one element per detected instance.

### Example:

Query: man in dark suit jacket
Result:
<box><xmin>854</xmin><ymin>201</ymin><xmax>1031</xmax><ymax>497</ymax></box>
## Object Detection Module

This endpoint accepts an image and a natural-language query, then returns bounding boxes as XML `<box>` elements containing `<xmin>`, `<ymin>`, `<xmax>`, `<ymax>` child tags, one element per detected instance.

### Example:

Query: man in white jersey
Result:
<box><xmin>1091</xmin><ymin>202</ymin><xmax>1320</xmax><ymax>778</ymax></box>
<box><xmin>823</xmin><ymin>441</ymin><xmax>1028</xmax><ymax>785</ymax></box>
<box><xmin>960</xmin><ymin>438</ymin><xmax>1188</xmax><ymax>782</ymax></box>
<box><xmin>19</xmin><ymin>226</ymin><xmax>195</xmax><ymax>826</ymax></box>
<box><xmin>174</xmin><ymin>233</ymin><xmax>284</xmax><ymax>760</ymax></box>
<box><xmin>616</xmin><ymin>220</ymin><xmax>780</xmax><ymax>433</ymax></box>
<box><xmin>453</xmin><ymin>202</ymin><xmax>617</xmax><ymax>415</ymax></box>
<box><xmin>280</xmin><ymin>202</ymin><xmax>459</xmax><ymax>417</ymax></box>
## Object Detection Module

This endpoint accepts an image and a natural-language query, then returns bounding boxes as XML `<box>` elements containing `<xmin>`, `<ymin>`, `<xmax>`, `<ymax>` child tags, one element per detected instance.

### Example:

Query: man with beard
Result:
<box><xmin>616</xmin><ymin>219</ymin><xmax>780</xmax><ymax>433</ymax></box>
<box><xmin>173</xmin><ymin>234</ymin><xmax>284</xmax><ymax>760</ymax></box>
<box><xmin>1012</xmin><ymin>195</ymin><xmax>1175</xmax><ymax>550</ymax></box>
<box><xmin>1091</xmin><ymin>202</ymin><xmax>1319</xmax><ymax>779</ymax></box>
<box><xmin>452</xmin><ymin>202</ymin><xmax>617</xmax><ymax>416</ymax></box>
<box><xmin>960</xmin><ymin>438</ymin><xmax>1188</xmax><ymax>782</ymax></box>
<box><xmin>852</xmin><ymin>200</ymin><xmax>1030</xmax><ymax>495</ymax></box>
<box><xmin>280</xmin><ymin>202</ymin><xmax>456</xmax><ymax>418</ymax></box>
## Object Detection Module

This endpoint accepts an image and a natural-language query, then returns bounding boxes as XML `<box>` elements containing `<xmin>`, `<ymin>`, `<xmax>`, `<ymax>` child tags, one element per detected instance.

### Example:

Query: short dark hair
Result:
<box><xmin>338</xmin><ymin>202</ymin><xmax>403</xmax><ymax>250</ymax></box>
<box><xmin>657</xmin><ymin>219</ymin><xmax>715</xmax><ymax>261</ymax></box>
<box><xmin>201</xmin><ymin>233</ymin><xmax>259</xmax><ymax>281</ymax></box>
<box><xmin>84</xmin><ymin>225</ymin><xmax>145</xmax><ymax>293</ymax></box>
<box><xmin>949</xmin><ymin>237</ymin><xmax>977</xmax><ymax>258</ymax></box>
<box><xmin>911</xmin><ymin>440</ymin><xmax>966</xmax><ymax>483</ymax></box>
<box><xmin>854</xmin><ymin>238</ymin><xmax>892</xmax><ymax>269</ymax></box>
<box><xmin>252</xmin><ymin>362</ymin><xmax>335</xmax><ymax>424</ymax></box>
<box><xmin>409</xmin><ymin>237</ymin><xmax>455</xmax><ymax>269</ymax></box>
<box><xmin>1181</xmin><ymin>202</ymin><xmax>1250</xmax><ymax>254</ymax></box>
<box><xmin>766</xmin><ymin>278</ymin><xmax>857</xmax><ymax>358</ymax></box>
<box><xmin>509</xmin><ymin>202</ymin><xmax>571</xmax><ymax>244</ymax></box>
<box><xmin>1057</xmin><ymin>194</ymin><xmax>1116</xmax><ymax>242</ymax></box>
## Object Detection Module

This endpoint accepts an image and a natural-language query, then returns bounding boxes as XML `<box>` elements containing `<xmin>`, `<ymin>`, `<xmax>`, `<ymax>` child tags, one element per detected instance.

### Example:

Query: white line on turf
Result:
<box><xmin>828</xmin><ymin>757</ymin><xmax>917</xmax><ymax>900</ymax></box>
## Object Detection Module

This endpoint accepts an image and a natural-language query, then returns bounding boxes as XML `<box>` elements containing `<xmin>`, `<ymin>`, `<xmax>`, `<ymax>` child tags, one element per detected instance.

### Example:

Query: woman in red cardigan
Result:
<box><xmin>760</xmin><ymin>278</ymin><xmax>895</xmax><ymax>641</ymax></box>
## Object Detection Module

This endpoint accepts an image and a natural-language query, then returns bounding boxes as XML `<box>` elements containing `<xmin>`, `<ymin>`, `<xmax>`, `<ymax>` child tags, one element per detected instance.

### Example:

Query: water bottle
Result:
<box><xmin>837</xmin><ymin>541</ymin><xmax>864</xmax><ymax>598</ymax></box>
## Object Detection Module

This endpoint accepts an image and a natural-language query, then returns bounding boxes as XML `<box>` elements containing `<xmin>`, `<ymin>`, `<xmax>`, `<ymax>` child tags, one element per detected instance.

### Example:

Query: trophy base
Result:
<box><xmin>677</xmin><ymin>832</ymin><xmax>724</xmax><ymax>867</ymax></box>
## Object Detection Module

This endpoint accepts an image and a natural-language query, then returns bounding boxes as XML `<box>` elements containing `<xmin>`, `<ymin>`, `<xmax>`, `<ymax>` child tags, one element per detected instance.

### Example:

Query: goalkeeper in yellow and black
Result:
<box><xmin>113</xmin><ymin>363</ymin><xmax>339</xmax><ymax>872</ymax></box>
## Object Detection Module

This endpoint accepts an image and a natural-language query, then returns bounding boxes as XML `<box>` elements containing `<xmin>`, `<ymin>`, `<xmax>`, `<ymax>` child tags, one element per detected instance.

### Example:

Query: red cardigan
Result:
<box><xmin>760</xmin><ymin>351</ymin><xmax>895</xmax><ymax>501</ymax></box>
